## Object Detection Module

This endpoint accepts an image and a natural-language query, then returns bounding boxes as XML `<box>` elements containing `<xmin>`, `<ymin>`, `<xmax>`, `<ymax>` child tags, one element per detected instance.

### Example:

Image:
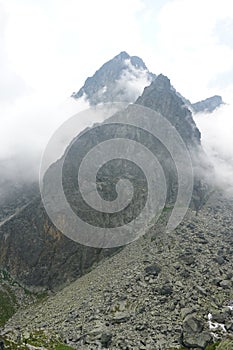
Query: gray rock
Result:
<box><xmin>159</xmin><ymin>284</ymin><xmax>173</xmax><ymax>296</ymax></box>
<box><xmin>182</xmin><ymin>314</ymin><xmax>212</xmax><ymax>348</ymax></box>
<box><xmin>100</xmin><ymin>333</ymin><xmax>112</xmax><ymax>348</ymax></box>
<box><xmin>183</xmin><ymin>314</ymin><xmax>203</xmax><ymax>334</ymax></box>
<box><xmin>110</xmin><ymin>311</ymin><xmax>131</xmax><ymax>324</ymax></box>
<box><xmin>182</xmin><ymin>331</ymin><xmax>212</xmax><ymax>349</ymax></box>
<box><xmin>214</xmin><ymin>256</ymin><xmax>225</xmax><ymax>265</ymax></box>
<box><xmin>180</xmin><ymin>253</ymin><xmax>196</xmax><ymax>266</ymax></box>
<box><xmin>144</xmin><ymin>264</ymin><xmax>161</xmax><ymax>277</ymax></box>
<box><xmin>220</xmin><ymin>280</ymin><xmax>232</xmax><ymax>289</ymax></box>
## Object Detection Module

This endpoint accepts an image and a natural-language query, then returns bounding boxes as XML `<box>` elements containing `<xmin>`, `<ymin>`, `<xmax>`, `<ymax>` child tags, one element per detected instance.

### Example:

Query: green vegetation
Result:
<box><xmin>55</xmin><ymin>345</ymin><xmax>76</xmax><ymax>350</ymax></box>
<box><xmin>0</xmin><ymin>269</ymin><xmax>48</xmax><ymax>327</ymax></box>
<box><xmin>205</xmin><ymin>342</ymin><xmax>221</xmax><ymax>350</ymax></box>
<box><xmin>166</xmin><ymin>342</ymin><xmax>231</xmax><ymax>350</ymax></box>
<box><xmin>0</xmin><ymin>287</ymin><xmax>17</xmax><ymax>326</ymax></box>
<box><xmin>215</xmin><ymin>340</ymin><xmax>233</xmax><ymax>350</ymax></box>
<box><xmin>163</xmin><ymin>205</ymin><xmax>174</xmax><ymax>212</ymax></box>
<box><xmin>2</xmin><ymin>330</ymin><xmax>76</xmax><ymax>350</ymax></box>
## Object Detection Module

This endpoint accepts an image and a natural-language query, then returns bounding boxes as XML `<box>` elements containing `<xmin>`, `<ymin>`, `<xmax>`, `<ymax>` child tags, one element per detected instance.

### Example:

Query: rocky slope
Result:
<box><xmin>2</xmin><ymin>191</ymin><xmax>233</xmax><ymax>349</ymax></box>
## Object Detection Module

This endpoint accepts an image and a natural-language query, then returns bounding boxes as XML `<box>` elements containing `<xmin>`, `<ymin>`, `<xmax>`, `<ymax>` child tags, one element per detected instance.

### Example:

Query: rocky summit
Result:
<box><xmin>0</xmin><ymin>52</ymin><xmax>232</xmax><ymax>350</ymax></box>
<box><xmin>71</xmin><ymin>51</ymin><xmax>155</xmax><ymax>105</ymax></box>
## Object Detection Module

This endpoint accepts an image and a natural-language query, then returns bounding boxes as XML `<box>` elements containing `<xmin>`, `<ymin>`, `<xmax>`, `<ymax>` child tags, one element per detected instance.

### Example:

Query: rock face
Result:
<box><xmin>71</xmin><ymin>51</ymin><xmax>155</xmax><ymax>105</ymax></box>
<box><xmin>181</xmin><ymin>314</ymin><xmax>212</xmax><ymax>348</ymax></box>
<box><xmin>0</xmin><ymin>197</ymin><xmax>117</xmax><ymax>290</ymax></box>
<box><xmin>192</xmin><ymin>95</ymin><xmax>224</xmax><ymax>113</ymax></box>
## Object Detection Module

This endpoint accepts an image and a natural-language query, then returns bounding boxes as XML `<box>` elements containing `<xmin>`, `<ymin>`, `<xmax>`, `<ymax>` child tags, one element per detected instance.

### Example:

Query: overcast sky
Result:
<box><xmin>2</xmin><ymin>0</ymin><xmax>233</xmax><ymax>100</ymax></box>
<box><xmin>0</xmin><ymin>0</ymin><xmax>233</xmax><ymax>171</ymax></box>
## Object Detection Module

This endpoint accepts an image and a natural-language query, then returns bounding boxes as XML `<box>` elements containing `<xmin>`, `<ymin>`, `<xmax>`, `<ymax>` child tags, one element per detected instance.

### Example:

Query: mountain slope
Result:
<box><xmin>2</xmin><ymin>191</ymin><xmax>233</xmax><ymax>349</ymax></box>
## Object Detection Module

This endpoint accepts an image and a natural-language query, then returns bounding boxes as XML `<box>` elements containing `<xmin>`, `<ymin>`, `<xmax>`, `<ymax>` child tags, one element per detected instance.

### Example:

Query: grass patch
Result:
<box><xmin>0</xmin><ymin>287</ymin><xmax>17</xmax><ymax>326</ymax></box>
<box><xmin>2</xmin><ymin>331</ymin><xmax>76</xmax><ymax>350</ymax></box>
<box><xmin>205</xmin><ymin>342</ymin><xmax>221</xmax><ymax>350</ymax></box>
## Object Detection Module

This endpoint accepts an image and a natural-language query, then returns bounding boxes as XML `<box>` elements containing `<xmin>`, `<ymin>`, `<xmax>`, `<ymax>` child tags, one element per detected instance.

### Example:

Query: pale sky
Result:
<box><xmin>0</xmin><ymin>0</ymin><xmax>233</xmax><ymax>167</ymax></box>
<box><xmin>2</xmin><ymin>0</ymin><xmax>233</xmax><ymax>101</ymax></box>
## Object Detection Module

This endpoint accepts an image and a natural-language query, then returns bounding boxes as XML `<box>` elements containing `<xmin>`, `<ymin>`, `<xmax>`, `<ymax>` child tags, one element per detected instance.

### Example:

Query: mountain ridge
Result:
<box><xmin>72</xmin><ymin>51</ymin><xmax>223</xmax><ymax>114</ymax></box>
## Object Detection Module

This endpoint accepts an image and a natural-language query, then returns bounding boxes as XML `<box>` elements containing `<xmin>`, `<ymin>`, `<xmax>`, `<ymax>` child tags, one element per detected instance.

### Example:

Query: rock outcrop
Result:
<box><xmin>136</xmin><ymin>74</ymin><xmax>201</xmax><ymax>147</ymax></box>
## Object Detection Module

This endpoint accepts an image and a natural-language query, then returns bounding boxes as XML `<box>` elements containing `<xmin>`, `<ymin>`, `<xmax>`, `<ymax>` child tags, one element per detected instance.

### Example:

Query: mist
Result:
<box><xmin>0</xmin><ymin>63</ymin><xmax>152</xmax><ymax>187</ymax></box>
<box><xmin>194</xmin><ymin>104</ymin><xmax>233</xmax><ymax>195</ymax></box>
<box><xmin>114</xmin><ymin>59</ymin><xmax>152</xmax><ymax>102</ymax></box>
<box><xmin>0</xmin><ymin>92</ymin><xmax>91</xmax><ymax>183</ymax></box>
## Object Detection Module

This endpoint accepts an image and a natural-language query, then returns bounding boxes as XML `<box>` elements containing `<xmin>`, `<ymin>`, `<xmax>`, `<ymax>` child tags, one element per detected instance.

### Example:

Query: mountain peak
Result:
<box><xmin>192</xmin><ymin>95</ymin><xmax>224</xmax><ymax>113</ymax></box>
<box><xmin>115</xmin><ymin>51</ymin><xmax>130</xmax><ymax>60</ymax></box>
<box><xmin>72</xmin><ymin>51</ymin><xmax>154</xmax><ymax>105</ymax></box>
<box><xmin>136</xmin><ymin>74</ymin><xmax>201</xmax><ymax>146</ymax></box>
<box><xmin>152</xmin><ymin>74</ymin><xmax>171</xmax><ymax>90</ymax></box>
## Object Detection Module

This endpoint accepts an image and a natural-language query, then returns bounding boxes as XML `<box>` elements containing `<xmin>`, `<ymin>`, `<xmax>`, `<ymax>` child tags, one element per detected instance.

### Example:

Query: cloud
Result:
<box><xmin>0</xmin><ymin>4</ymin><xmax>29</xmax><ymax>105</ymax></box>
<box><xmin>0</xmin><ymin>92</ymin><xmax>90</xmax><ymax>180</ymax></box>
<box><xmin>114</xmin><ymin>59</ymin><xmax>153</xmax><ymax>102</ymax></box>
<box><xmin>3</xmin><ymin>0</ymin><xmax>146</xmax><ymax>95</ymax></box>
<box><xmin>1</xmin><ymin>0</ymin><xmax>233</xmax><ymax>189</ymax></box>
<box><xmin>0</xmin><ymin>0</ymin><xmax>148</xmax><ymax>183</ymax></box>
<box><xmin>194</xmin><ymin>104</ymin><xmax>233</xmax><ymax>195</ymax></box>
<box><xmin>147</xmin><ymin>0</ymin><xmax>233</xmax><ymax>102</ymax></box>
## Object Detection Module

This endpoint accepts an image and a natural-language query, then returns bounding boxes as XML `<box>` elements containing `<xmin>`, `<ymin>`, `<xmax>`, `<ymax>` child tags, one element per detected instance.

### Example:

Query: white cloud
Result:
<box><xmin>194</xmin><ymin>104</ymin><xmax>233</xmax><ymax>195</ymax></box>
<box><xmin>112</xmin><ymin>59</ymin><xmax>152</xmax><ymax>103</ymax></box>
<box><xmin>0</xmin><ymin>0</ymin><xmax>147</xmax><ymax>180</ymax></box>
<box><xmin>147</xmin><ymin>0</ymin><xmax>233</xmax><ymax>102</ymax></box>
<box><xmin>1</xmin><ymin>0</ymin><xmax>233</xmax><ymax>185</ymax></box>
<box><xmin>0</xmin><ymin>3</ymin><xmax>29</xmax><ymax>105</ymax></box>
<box><xmin>3</xmin><ymin>0</ymin><xmax>145</xmax><ymax>95</ymax></box>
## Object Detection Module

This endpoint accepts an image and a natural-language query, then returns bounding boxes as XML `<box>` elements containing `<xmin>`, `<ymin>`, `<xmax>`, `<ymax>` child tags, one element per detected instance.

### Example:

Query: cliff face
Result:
<box><xmin>0</xmin><ymin>196</ymin><xmax>116</xmax><ymax>290</ymax></box>
<box><xmin>136</xmin><ymin>74</ymin><xmax>201</xmax><ymax>147</ymax></box>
